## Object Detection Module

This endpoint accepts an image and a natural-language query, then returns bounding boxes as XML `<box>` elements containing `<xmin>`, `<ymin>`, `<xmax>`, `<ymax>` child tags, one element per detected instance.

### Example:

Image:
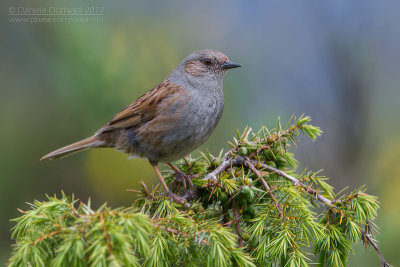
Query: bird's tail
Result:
<box><xmin>40</xmin><ymin>136</ymin><xmax>104</xmax><ymax>161</ymax></box>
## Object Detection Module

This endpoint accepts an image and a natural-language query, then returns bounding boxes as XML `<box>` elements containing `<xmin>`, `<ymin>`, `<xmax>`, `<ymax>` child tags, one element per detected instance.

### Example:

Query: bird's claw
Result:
<box><xmin>168</xmin><ymin>163</ymin><xmax>195</xmax><ymax>193</ymax></box>
<box><xmin>175</xmin><ymin>172</ymin><xmax>187</xmax><ymax>188</ymax></box>
<box><xmin>167</xmin><ymin>190</ymin><xmax>186</xmax><ymax>204</ymax></box>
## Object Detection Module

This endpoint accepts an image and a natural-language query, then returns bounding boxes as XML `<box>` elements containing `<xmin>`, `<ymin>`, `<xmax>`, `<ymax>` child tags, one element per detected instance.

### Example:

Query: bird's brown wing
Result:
<box><xmin>96</xmin><ymin>80</ymin><xmax>182</xmax><ymax>134</ymax></box>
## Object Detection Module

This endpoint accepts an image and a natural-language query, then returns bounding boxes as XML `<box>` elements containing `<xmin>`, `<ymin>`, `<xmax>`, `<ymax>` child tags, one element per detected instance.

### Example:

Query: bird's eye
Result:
<box><xmin>203</xmin><ymin>59</ymin><xmax>212</xmax><ymax>66</ymax></box>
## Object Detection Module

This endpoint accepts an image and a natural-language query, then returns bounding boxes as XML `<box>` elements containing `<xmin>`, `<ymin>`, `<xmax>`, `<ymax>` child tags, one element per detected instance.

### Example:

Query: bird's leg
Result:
<box><xmin>167</xmin><ymin>162</ymin><xmax>195</xmax><ymax>196</ymax></box>
<box><xmin>150</xmin><ymin>162</ymin><xmax>187</xmax><ymax>205</ymax></box>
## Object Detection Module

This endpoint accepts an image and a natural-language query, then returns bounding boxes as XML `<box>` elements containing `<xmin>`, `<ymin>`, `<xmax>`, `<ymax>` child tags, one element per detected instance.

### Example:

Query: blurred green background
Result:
<box><xmin>1</xmin><ymin>0</ymin><xmax>399</xmax><ymax>265</ymax></box>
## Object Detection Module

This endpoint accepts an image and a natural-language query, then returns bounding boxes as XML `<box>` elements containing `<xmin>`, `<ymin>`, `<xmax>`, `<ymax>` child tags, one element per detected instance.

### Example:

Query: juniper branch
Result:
<box><xmin>249</xmin><ymin>160</ymin><xmax>334</xmax><ymax>207</ymax></box>
<box><xmin>8</xmin><ymin>115</ymin><xmax>390</xmax><ymax>267</ymax></box>
<box><xmin>361</xmin><ymin>220</ymin><xmax>391</xmax><ymax>267</ymax></box>
<box><xmin>361</xmin><ymin>230</ymin><xmax>390</xmax><ymax>267</ymax></box>
<box><xmin>245</xmin><ymin>160</ymin><xmax>283</xmax><ymax>220</ymax></box>
<box><xmin>203</xmin><ymin>150</ymin><xmax>234</xmax><ymax>182</ymax></box>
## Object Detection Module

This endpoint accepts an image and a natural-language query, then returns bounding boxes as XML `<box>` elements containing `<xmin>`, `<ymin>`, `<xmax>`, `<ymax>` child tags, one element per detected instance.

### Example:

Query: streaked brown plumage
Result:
<box><xmin>41</xmin><ymin>80</ymin><xmax>188</xmax><ymax>161</ymax></box>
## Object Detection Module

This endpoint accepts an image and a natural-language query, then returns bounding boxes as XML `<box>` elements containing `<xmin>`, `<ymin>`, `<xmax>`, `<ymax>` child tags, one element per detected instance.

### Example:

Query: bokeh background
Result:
<box><xmin>1</xmin><ymin>0</ymin><xmax>399</xmax><ymax>265</ymax></box>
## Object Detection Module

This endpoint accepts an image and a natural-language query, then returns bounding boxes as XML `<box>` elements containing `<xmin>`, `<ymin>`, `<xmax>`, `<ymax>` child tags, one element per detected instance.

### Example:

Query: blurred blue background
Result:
<box><xmin>1</xmin><ymin>0</ymin><xmax>399</xmax><ymax>265</ymax></box>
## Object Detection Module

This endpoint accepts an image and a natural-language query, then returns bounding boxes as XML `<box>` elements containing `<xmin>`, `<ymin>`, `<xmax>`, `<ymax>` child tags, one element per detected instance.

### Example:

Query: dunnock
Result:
<box><xmin>41</xmin><ymin>49</ymin><xmax>241</xmax><ymax>203</ymax></box>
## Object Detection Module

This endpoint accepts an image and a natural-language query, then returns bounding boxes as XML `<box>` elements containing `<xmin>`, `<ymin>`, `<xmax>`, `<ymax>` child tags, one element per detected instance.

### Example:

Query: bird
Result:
<box><xmin>41</xmin><ymin>49</ymin><xmax>241</xmax><ymax>203</ymax></box>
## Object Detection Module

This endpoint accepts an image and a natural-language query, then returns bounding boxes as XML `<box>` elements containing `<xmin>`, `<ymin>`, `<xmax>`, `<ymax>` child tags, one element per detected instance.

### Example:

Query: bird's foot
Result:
<box><xmin>166</xmin><ymin>190</ymin><xmax>187</xmax><ymax>205</ymax></box>
<box><xmin>151</xmin><ymin>162</ymin><xmax>189</xmax><ymax>208</ymax></box>
<box><xmin>168</xmin><ymin>162</ymin><xmax>195</xmax><ymax>196</ymax></box>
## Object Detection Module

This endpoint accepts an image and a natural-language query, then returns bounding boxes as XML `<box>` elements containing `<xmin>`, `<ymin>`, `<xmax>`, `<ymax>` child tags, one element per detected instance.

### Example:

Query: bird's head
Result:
<box><xmin>168</xmin><ymin>49</ymin><xmax>241</xmax><ymax>92</ymax></box>
<box><xmin>182</xmin><ymin>49</ymin><xmax>241</xmax><ymax>78</ymax></box>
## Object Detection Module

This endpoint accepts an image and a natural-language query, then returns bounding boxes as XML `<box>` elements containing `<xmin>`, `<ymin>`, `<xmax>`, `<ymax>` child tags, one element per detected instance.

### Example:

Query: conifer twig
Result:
<box><xmin>203</xmin><ymin>150</ymin><xmax>234</xmax><ymax>182</ymax></box>
<box><xmin>140</xmin><ymin>181</ymin><xmax>153</xmax><ymax>200</ymax></box>
<box><xmin>154</xmin><ymin>223</ymin><xmax>209</xmax><ymax>245</ymax></box>
<box><xmin>249</xmin><ymin>160</ymin><xmax>334</xmax><ymax>207</ymax></box>
<box><xmin>231</xmin><ymin>199</ymin><xmax>243</xmax><ymax>247</ymax></box>
<box><xmin>361</xmin><ymin>230</ymin><xmax>390</xmax><ymax>267</ymax></box>
<box><xmin>202</xmin><ymin>156</ymin><xmax>334</xmax><ymax>208</ymax></box>
<box><xmin>361</xmin><ymin>220</ymin><xmax>391</xmax><ymax>267</ymax></box>
<box><xmin>99</xmin><ymin>213</ymin><xmax>113</xmax><ymax>255</ymax></box>
<box><xmin>245</xmin><ymin>160</ymin><xmax>283</xmax><ymax>220</ymax></box>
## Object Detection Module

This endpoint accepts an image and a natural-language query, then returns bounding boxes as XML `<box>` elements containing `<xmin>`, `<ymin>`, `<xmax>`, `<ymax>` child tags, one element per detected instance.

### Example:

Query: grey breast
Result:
<box><xmin>163</xmin><ymin>88</ymin><xmax>224</xmax><ymax>160</ymax></box>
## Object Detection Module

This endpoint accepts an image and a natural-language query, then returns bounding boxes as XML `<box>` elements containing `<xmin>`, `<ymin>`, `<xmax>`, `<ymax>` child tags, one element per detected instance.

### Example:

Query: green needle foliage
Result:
<box><xmin>8</xmin><ymin>115</ymin><xmax>389</xmax><ymax>267</ymax></box>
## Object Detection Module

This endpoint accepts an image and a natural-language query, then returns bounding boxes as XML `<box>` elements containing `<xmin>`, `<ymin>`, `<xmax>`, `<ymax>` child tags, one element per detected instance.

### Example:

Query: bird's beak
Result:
<box><xmin>221</xmin><ymin>61</ymin><xmax>242</xmax><ymax>69</ymax></box>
